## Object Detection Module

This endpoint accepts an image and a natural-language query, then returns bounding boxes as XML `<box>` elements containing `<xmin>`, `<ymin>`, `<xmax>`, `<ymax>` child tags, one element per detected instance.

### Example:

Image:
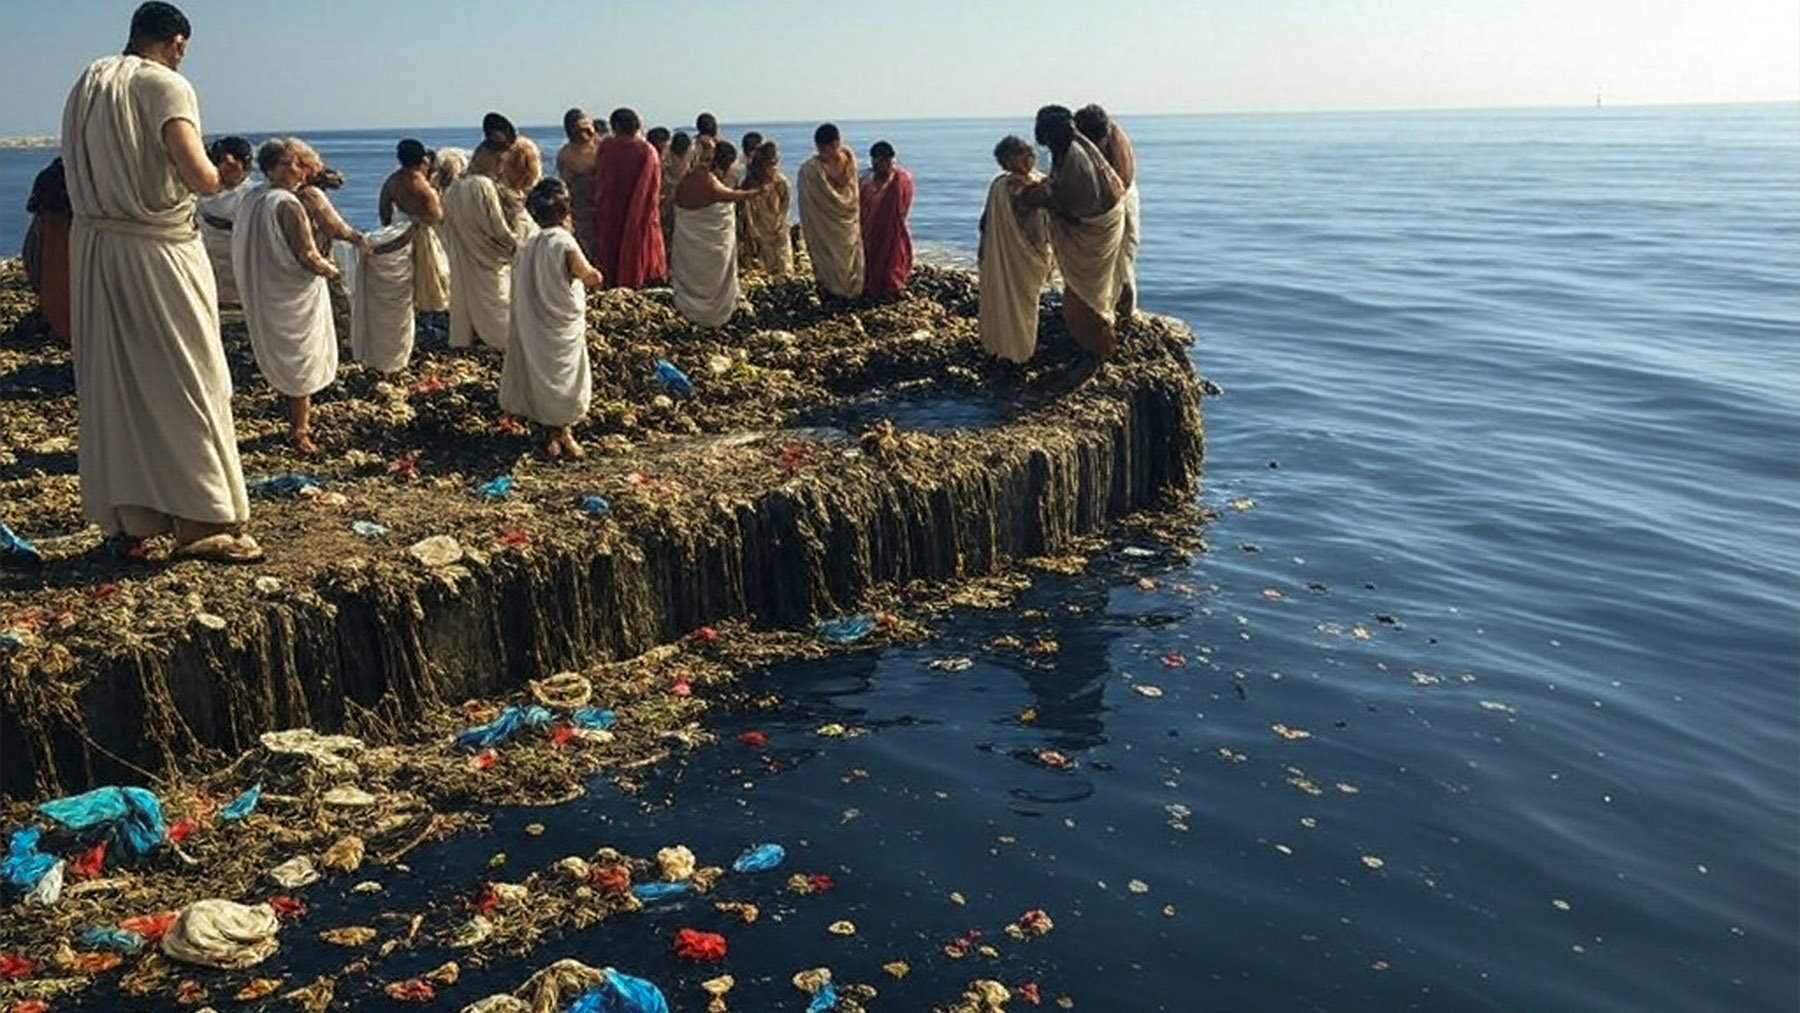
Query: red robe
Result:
<box><xmin>859</xmin><ymin>166</ymin><xmax>914</xmax><ymax>297</ymax></box>
<box><xmin>591</xmin><ymin>135</ymin><xmax>667</xmax><ymax>289</ymax></box>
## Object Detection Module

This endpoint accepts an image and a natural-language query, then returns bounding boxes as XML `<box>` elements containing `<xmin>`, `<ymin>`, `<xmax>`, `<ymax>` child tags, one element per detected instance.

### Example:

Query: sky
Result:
<box><xmin>0</xmin><ymin>0</ymin><xmax>1795</xmax><ymax>135</ymax></box>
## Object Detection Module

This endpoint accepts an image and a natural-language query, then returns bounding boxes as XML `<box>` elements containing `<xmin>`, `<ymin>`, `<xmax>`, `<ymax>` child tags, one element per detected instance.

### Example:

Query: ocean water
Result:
<box><xmin>8</xmin><ymin>105</ymin><xmax>1798</xmax><ymax>1011</ymax></box>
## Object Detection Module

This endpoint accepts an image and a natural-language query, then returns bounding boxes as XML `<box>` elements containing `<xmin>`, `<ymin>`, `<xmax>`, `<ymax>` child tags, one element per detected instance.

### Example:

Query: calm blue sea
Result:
<box><xmin>8</xmin><ymin>104</ymin><xmax>1798</xmax><ymax>1012</ymax></box>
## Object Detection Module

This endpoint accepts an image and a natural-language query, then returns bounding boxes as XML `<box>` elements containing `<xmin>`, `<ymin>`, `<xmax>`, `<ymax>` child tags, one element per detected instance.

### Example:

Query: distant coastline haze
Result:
<box><xmin>1</xmin><ymin>0</ymin><xmax>1795</xmax><ymax>135</ymax></box>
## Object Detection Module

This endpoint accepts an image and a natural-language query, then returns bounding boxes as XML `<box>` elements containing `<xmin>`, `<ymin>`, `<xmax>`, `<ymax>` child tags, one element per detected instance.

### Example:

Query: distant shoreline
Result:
<box><xmin>0</xmin><ymin>136</ymin><xmax>57</xmax><ymax>150</ymax></box>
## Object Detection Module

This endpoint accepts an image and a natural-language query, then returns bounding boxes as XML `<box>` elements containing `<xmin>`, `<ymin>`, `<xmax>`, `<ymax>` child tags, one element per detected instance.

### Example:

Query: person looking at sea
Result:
<box><xmin>378</xmin><ymin>138</ymin><xmax>450</xmax><ymax>321</ymax></box>
<box><xmin>443</xmin><ymin>138</ymin><xmax>535</xmax><ymax>349</ymax></box>
<box><xmin>555</xmin><ymin>107</ymin><xmax>601</xmax><ymax>259</ymax></box>
<box><xmin>61</xmin><ymin>1</ymin><xmax>259</xmax><ymax>563</ymax></box>
<box><xmin>1024</xmin><ymin>104</ymin><xmax>1126</xmax><ymax>384</ymax></box>
<box><xmin>590</xmin><ymin>107</ymin><xmax>666</xmax><ymax>289</ymax></box>
<box><xmin>978</xmin><ymin>134</ymin><xmax>1053</xmax><ymax>365</ymax></box>
<box><xmin>671</xmin><ymin>140</ymin><xmax>764</xmax><ymax>327</ymax></box>
<box><xmin>1074</xmin><ymin>103</ymin><xmax>1138</xmax><ymax>317</ymax></box>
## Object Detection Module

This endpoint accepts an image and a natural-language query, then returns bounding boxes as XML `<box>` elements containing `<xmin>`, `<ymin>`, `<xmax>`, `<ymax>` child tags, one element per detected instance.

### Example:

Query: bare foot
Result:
<box><xmin>560</xmin><ymin>433</ymin><xmax>586</xmax><ymax>459</ymax></box>
<box><xmin>292</xmin><ymin>429</ymin><xmax>319</xmax><ymax>455</ymax></box>
<box><xmin>542</xmin><ymin>436</ymin><xmax>563</xmax><ymax>460</ymax></box>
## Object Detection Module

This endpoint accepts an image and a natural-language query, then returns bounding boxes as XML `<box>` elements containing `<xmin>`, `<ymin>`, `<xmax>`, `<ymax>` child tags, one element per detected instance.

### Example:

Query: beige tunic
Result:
<box><xmin>232</xmin><ymin>185</ymin><xmax>337</xmax><ymax>397</ymax></box>
<box><xmin>671</xmin><ymin>200</ymin><xmax>740</xmax><ymax>328</ymax></box>
<box><xmin>1048</xmin><ymin>134</ymin><xmax>1126</xmax><ymax>326</ymax></box>
<box><xmin>194</xmin><ymin>178</ymin><xmax>252</xmax><ymax>305</ymax></box>
<box><xmin>61</xmin><ymin>54</ymin><xmax>248</xmax><ymax>537</ymax></box>
<box><xmin>740</xmin><ymin>172</ymin><xmax>793</xmax><ymax>275</ymax></box>
<box><xmin>500</xmin><ymin>228</ymin><xmax>591</xmax><ymax>426</ymax></box>
<box><xmin>978</xmin><ymin>173</ymin><xmax>1054</xmax><ymax>363</ymax></box>
<box><xmin>797</xmin><ymin>155</ymin><xmax>863</xmax><ymax>298</ymax></box>
<box><xmin>351</xmin><ymin>220</ymin><xmax>416</xmax><ymax>373</ymax></box>
<box><xmin>443</xmin><ymin>174</ymin><xmax>531</xmax><ymax>349</ymax></box>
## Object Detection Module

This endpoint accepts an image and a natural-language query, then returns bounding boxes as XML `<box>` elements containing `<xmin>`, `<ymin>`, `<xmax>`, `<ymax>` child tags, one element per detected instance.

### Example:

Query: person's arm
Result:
<box><xmin>378</xmin><ymin>178</ymin><xmax>396</xmax><ymax>226</ymax></box>
<box><xmin>276</xmin><ymin>200</ymin><xmax>339</xmax><ymax>277</ymax></box>
<box><xmin>162</xmin><ymin>118</ymin><xmax>220</xmax><ymax>196</ymax></box>
<box><xmin>564</xmin><ymin>242</ymin><xmax>603</xmax><ymax>288</ymax></box>
<box><xmin>300</xmin><ymin>187</ymin><xmax>366</xmax><ymax>249</ymax></box>
<box><xmin>708</xmin><ymin>173</ymin><xmax>764</xmax><ymax>205</ymax></box>
<box><xmin>1110</xmin><ymin>125</ymin><xmax>1136</xmax><ymax>189</ymax></box>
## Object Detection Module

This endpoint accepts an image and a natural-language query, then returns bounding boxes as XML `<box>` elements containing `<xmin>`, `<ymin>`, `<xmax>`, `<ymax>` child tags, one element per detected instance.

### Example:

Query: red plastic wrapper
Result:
<box><xmin>0</xmin><ymin>954</ymin><xmax>34</xmax><ymax>980</ymax></box>
<box><xmin>1016</xmin><ymin>981</ymin><xmax>1042</xmax><ymax>1005</ymax></box>
<box><xmin>691</xmin><ymin>626</ymin><xmax>720</xmax><ymax>645</ymax></box>
<box><xmin>266</xmin><ymin>895</ymin><xmax>308</xmax><ymax>921</ymax></box>
<box><xmin>384</xmin><ymin>979</ymin><xmax>436</xmax><ymax>1002</ymax></box>
<box><xmin>11</xmin><ymin>1000</ymin><xmax>51</xmax><ymax>1013</ymax></box>
<box><xmin>165</xmin><ymin>818</ymin><xmax>197</xmax><ymax>843</ymax></box>
<box><xmin>471</xmin><ymin>749</ymin><xmax>499</xmax><ymax>770</ymax></box>
<box><xmin>672</xmin><ymin>928</ymin><xmax>728</xmax><ymax>961</ymax></box>
<box><xmin>497</xmin><ymin>528</ymin><xmax>531</xmax><ymax>548</ymax></box>
<box><xmin>807</xmin><ymin>873</ymin><xmax>835</xmax><ymax>893</ymax></box>
<box><xmin>588</xmin><ymin>864</ymin><xmax>631</xmax><ymax>896</ymax></box>
<box><xmin>68</xmin><ymin>841</ymin><xmax>106</xmax><ymax>879</ymax></box>
<box><xmin>670</xmin><ymin>681</ymin><xmax>693</xmax><ymax>697</ymax></box>
<box><xmin>473</xmin><ymin>883</ymin><xmax>500</xmax><ymax>916</ymax></box>
<box><xmin>549</xmin><ymin>724</ymin><xmax>576</xmax><ymax>748</ymax></box>
<box><xmin>737</xmin><ymin>730</ymin><xmax>768</xmax><ymax>748</ymax></box>
<box><xmin>118</xmin><ymin>911</ymin><xmax>178</xmax><ymax>942</ymax></box>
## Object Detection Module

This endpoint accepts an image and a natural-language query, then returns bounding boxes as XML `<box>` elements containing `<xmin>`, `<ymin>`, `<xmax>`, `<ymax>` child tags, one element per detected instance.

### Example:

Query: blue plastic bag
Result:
<box><xmin>78</xmin><ymin>926</ymin><xmax>146</xmax><ymax>952</ymax></box>
<box><xmin>628</xmin><ymin>881</ymin><xmax>691</xmax><ymax>902</ymax></box>
<box><xmin>0</xmin><ymin>523</ymin><xmax>44</xmax><ymax>568</ymax></box>
<box><xmin>220</xmin><ymin>783</ymin><xmax>262</xmax><ymax>821</ymax></box>
<box><xmin>731</xmin><ymin>843</ymin><xmax>785</xmax><ymax>874</ymax></box>
<box><xmin>576</xmin><ymin>494</ymin><xmax>611</xmax><ymax>517</ymax></box>
<box><xmin>571</xmin><ymin>707</ymin><xmax>616</xmax><ymax>731</ymax></box>
<box><xmin>249</xmin><ymin>473</ymin><xmax>319</xmax><ymax>497</ymax></box>
<box><xmin>37</xmin><ymin>786</ymin><xmax>167</xmax><ymax>856</ymax></box>
<box><xmin>454</xmin><ymin>705</ymin><xmax>554</xmax><ymax>750</ymax></box>
<box><xmin>807</xmin><ymin>981</ymin><xmax>839</xmax><ymax>1013</ymax></box>
<box><xmin>476</xmin><ymin>475</ymin><xmax>514</xmax><ymax>500</ymax></box>
<box><xmin>652</xmin><ymin>360</ymin><xmax>694</xmax><ymax>397</ymax></box>
<box><xmin>3</xmin><ymin>827</ymin><xmax>58</xmax><ymax>890</ymax></box>
<box><xmin>566</xmin><ymin>968</ymin><xmax>671</xmax><ymax>1013</ymax></box>
<box><xmin>816</xmin><ymin>615</ymin><xmax>876</xmax><ymax>645</ymax></box>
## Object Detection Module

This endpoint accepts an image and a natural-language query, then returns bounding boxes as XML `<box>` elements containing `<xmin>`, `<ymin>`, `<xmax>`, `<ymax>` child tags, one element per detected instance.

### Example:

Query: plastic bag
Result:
<box><xmin>160</xmin><ymin>899</ymin><xmax>280</xmax><ymax>969</ymax></box>
<box><xmin>730</xmin><ymin>843</ymin><xmax>785</xmax><ymax>874</ymax></box>
<box><xmin>0</xmin><ymin>523</ymin><xmax>44</xmax><ymax>569</ymax></box>
<box><xmin>576</xmin><ymin>494</ymin><xmax>611</xmax><ymax>516</ymax></box>
<box><xmin>571</xmin><ymin>708</ymin><xmax>616</xmax><ymax>731</ymax></box>
<box><xmin>78</xmin><ymin>926</ymin><xmax>145</xmax><ymax>953</ymax></box>
<box><xmin>671</xmin><ymin>928</ymin><xmax>727</xmax><ymax>961</ymax></box>
<box><xmin>455</xmin><ymin>705</ymin><xmax>555</xmax><ymax>750</ymax></box>
<box><xmin>248</xmin><ymin>473</ymin><xmax>319</xmax><ymax>497</ymax></box>
<box><xmin>628</xmin><ymin>882</ymin><xmax>691</xmax><ymax>903</ymax></box>
<box><xmin>3</xmin><ymin>827</ymin><xmax>58</xmax><ymax>890</ymax></box>
<box><xmin>652</xmin><ymin>359</ymin><xmax>694</xmax><ymax>396</ymax></box>
<box><xmin>816</xmin><ymin>615</ymin><xmax>876</xmax><ymax>644</ymax></box>
<box><xmin>807</xmin><ymin>981</ymin><xmax>839</xmax><ymax>1013</ymax></box>
<box><xmin>36</xmin><ymin>785</ymin><xmax>167</xmax><ymax>856</ymax></box>
<box><xmin>567</xmin><ymin>969</ymin><xmax>671</xmax><ymax>1013</ymax></box>
<box><xmin>220</xmin><ymin>783</ymin><xmax>262</xmax><ymax>820</ymax></box>
<box><xmin>476</xmin><ymin>475</ymin><xmax>514</xmax><ymax>500</ymax></box>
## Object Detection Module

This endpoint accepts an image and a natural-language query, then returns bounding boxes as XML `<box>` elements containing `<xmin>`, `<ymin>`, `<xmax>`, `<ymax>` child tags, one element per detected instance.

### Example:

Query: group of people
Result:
<box><xmin>35</xmin><ymin>2</ymin><xmax>1142</xmax><ymax>563</ymax></box>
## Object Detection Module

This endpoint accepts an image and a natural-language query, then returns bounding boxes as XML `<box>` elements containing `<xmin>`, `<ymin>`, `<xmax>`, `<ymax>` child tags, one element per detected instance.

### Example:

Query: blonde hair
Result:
<box><xmin>432</xmin><ymin>147</ymin><xmax>470</xmax><ymax>190</ymax></box>
<box><xmin>499</xmin><ymin>137</ymin><xmax>542</xmax><ymax>193</ymax></box>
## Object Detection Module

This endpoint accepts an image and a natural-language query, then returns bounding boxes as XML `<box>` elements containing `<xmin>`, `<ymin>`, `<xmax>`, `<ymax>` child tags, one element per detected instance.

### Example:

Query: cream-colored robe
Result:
<box><xmin>233</xmin><ymin>184</ymin><xmax>337</xmax><ymax>397</ymax></box>
<box><xmin>443</xmin><ymin>175</ymin><xmax>530</xmax><ymax>349</ymax></box>
<box><xmin>195</xmin><ymin>178</ymin><xmax>252</xmax><ymax>305</ymax></box>
<box><xmin>978</xmin><ymin>173</ymin><xmax>1053</xmax><ymax>363</ymax></box>
<box><xmin>61</xmin><ymin>54</ymin><xmax>249</xmax><ymax>537</ymax></box>
<box><xmin>797</xmin><ymin>155</ymin><xmax>863</xmax><ymax>298</ymax></box>
<box><xmin>671</xmin><ymin>200</ymin><xmax>740</xmax><ymax>328</ymax></box>
<box><xmin>499</xmin><ymin>228</ymin><xmax>591</xmax><ymax>426</ymax></box>
<box><xmin>350</xmin><ymin>220</ymin><xmax>415</xmax><ymax>373</ymax></box>
<box><xmin>740</xmin><ymin>172</ymin><xmax>793</xmax><ymax>275</ymax></box>
<box><xmin>1116</xmin><ymin>182</ymin><xmax>1140</xmax><ymax>308</ymax></box>
<box><xmin>1047</xmin><ymin>136</ymin><xmax>1126</xmax><ymax>327</ymax></box>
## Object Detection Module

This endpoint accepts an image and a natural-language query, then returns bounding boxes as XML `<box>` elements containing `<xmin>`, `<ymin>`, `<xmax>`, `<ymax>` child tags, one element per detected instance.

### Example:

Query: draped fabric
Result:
<box><xmin>23</xmin><ymin>211</ymin><xmax>72</xmax><ymax>342</ymax></box>
<box><xmin>739</xmin><ymin>172</ymin><xmax>792</xmax><ymax>275</ymax></box>
<box><xmin>1116</xmin><ymin>182</ymin><xmax>1141</xmax><ymax>312</ymax></box>
<box><xmin>194</xmin><ymin>178</ymin><xmax>252</xmax><ymax>305</ymax></box>
<box><xmin>409</xmin><ymin>216</ymin><xmax>450</xmax><ymax>313</ymax></box>
<box><xmin>232</xmin><ymin>185</ymin><xmax>337</xmax><ymax>397</ymax></box>
<box><xmin>563</xmin><ymin>166</ymin><xmax>597</xmax><ymax>260</ymax></box>
<box><xmin>61</xmin><ymin>54</ymin><xmax>248</xmax><ymax>536</ymax></box>
<box><xmin>978</xmin><ymin>173</ymin><xmax>1053</xmax><ymax>363</ymax></box>
<box><xmin>1047</xmin><ymin>134</ymin><xmax>1126</xmax><ymax>356</ymax></box>
<box><xmin>797</xmin><ymin>156</ymin><xmax>863</xmax><ymax>298</ymax></box>
<box><xmin>658</xmin><ymin>149</ymin><xmax>688</xmax><ymax>254</ymax></box>
<box><xmin>500</xmin><ymin>228</ymin><xmax>591</xmax><ymax>427</ymax></box>
<box><xmin>858</xmin><ymin>167</ymin><xmax>914</xmax><ymax>297</ymax></box>
<box><xmin>671</xmin><ymin>200</ymin><xmax>740</xmax><ymax>327</ymax></box>
<box><xmin>591</xmin><ymin>136</ymin><xmax>666</xmax><ymax>289</ymax></box>
<box><xmin>443</xmin><ymin>174</ymin><xmax>529</xmax><ymax>349</ymax></box>
<box><xmin>350</xmin><ymin>220</ymin><xmax>415</xmax><ymax>373</ymax></box>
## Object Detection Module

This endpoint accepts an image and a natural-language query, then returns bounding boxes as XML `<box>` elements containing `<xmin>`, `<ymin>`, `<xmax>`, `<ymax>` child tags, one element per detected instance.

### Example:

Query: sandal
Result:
<box><xmin>172</xmin><ymin>532</ymin><xmax>265</xmax><ymax>564</ymax></box>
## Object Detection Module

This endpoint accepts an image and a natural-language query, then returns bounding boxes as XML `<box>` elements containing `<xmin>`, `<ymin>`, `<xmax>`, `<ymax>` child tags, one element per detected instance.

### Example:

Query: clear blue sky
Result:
<box><xmin>1</xmin><ymin>0</ymin><xmax>1795</xmax><ymax>135</ymax></box>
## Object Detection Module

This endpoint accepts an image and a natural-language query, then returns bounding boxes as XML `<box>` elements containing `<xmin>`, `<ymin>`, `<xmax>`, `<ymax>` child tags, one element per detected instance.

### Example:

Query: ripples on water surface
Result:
<box><xmin>8</xmin><ymin>104</ymin><xmax>1796</xmax><ymax>1011</ymax></box>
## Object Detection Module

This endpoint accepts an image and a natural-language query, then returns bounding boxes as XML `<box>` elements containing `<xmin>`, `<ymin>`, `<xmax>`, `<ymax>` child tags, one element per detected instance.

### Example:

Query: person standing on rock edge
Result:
<box><xmin>1023</xmin><ymin>104</ymin><xmax>1125</xmax><ymax>385</ymax></box>
<box><xmin>22</xmin><ymin>157</ymin><xmax>73</xmax><ymax>345</ymax></box>
<box><xmin>590</xmin><ymin>107</ymin><xmax>667</xmax><ymax>289</ymax></box>
<box><xmin>62</xmin><ymin>2</ymin><xmax>260</xmax><ymax>563</ymax></box>
<box><xmin>858</xmin><ymin>140</ymin><xmax>914</xmax><ymax>299</ymax></box>
<box><xmin>797</xmin><ymin>122</ymin><xmax>864</xmax><ymax>300</ymax></box>
<box><xmin>1074</xmin><ymin>103</ymin><xmax>1138</xmax><ymax>318</ymax></box>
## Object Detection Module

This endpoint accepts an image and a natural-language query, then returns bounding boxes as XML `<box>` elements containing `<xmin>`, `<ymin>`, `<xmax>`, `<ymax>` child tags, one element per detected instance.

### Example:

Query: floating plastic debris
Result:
<box><xmin>730</xmin><ymin>843</ymin><xmax>785</xmax><ymax>874</ymax></box>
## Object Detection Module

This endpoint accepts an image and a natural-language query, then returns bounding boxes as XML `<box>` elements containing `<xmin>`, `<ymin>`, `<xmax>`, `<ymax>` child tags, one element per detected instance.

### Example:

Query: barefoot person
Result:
<box><xmin>590</xmin><ymin>107</ymin><xmax>666</xmax><ymax>289</ymax></box>
<box><xmin>671</xmin><ymin>141</ymin><xmax>763</xmax><ymax>327</ymax></box>
<box><xmin>62</xmin><ymin>2</ymin><xmax>258</xmax><ymax>562</ymax></box>
<box><xmin>354</xmin><ymin>140</ymin><xmax>439</xmax><ymax>374</ymax></box>
<box><xmin>978</xmin><ymin>135</ymin><xmax>1052</xmax><ymax>364</ymax></box>
<box><xmin>194</xmin><ymin>134</ymin><xmax>252</xmax><ymax>306</ymax></box>
<box><xmin>555</xmin><ymin>107</ymin><xmax>601</xmax><ymax>259</ymax></box>
<box><xmin>468</xmin><ymin>111</ymin><xmax>516</xmax><ymax>178</ymax></box>
<box><xmin>659</xmin><ymin>129</ymin><xmax>691</xmax><ymax>253</ymax></box>
<box><xmin>1075</xmin><ymin>103</ymin><xmax>1138</xmax><ymax>317</ymax></box>
<box><xmin>444</xmin><ymin>138</ymin><xmax>536</xmax><ymax>348</ymax></box>
<box><xmin>798</xmin><ymin>122</ymin><xmax>863</xmax><ymax>299</ymax></box>
<box><xmin>738</xmin><ymin>140</ymin><xmax>793</xmax><ymax>276</ymax></box>
<box><xmin>295</xmin><ymin>156</ymin><xmax>365</xmax><ymax>342</ymax></box>
<box><xmin>1025</xmin><ymin>104</ymin><xmax>1125</xmax><ymax>379</ymax></box>
<box><xmin>501</xmin><ymin>178</ymin><xmax>604</xmax><ymax>460</ymax></box>
<box><xmin>233</xmin><ymin>138</ymin><xmax>342</xmax><ymax>455</ymax></box>
<box><xmin>858</xmin><ymin>140</ymin><xmax>914</xmax><ymax>298</ymax></box>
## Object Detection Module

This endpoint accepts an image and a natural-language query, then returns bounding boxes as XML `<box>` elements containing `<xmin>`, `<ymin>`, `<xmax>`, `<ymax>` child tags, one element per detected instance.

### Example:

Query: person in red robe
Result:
<box><xmin>22</xmin><ymin>157</ymin><xmax>72</xmax><ymax>345</ymax></box>
<box><xmin>858</xmin><ymin>140</ymin><xmax>914</xmax><ymax>298</ymax></box>
<box><xmin>590</xmin><ymin>107</ymin><xmax>667</xmax><ymax>289</ymax></box>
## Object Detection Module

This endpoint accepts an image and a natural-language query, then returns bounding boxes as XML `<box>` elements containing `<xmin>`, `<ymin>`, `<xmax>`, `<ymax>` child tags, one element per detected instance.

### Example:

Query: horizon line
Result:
<box><xmin>3</xmin><ymin>97</ymin><xmax>1795</xmax><ymax>144</ymax></box>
